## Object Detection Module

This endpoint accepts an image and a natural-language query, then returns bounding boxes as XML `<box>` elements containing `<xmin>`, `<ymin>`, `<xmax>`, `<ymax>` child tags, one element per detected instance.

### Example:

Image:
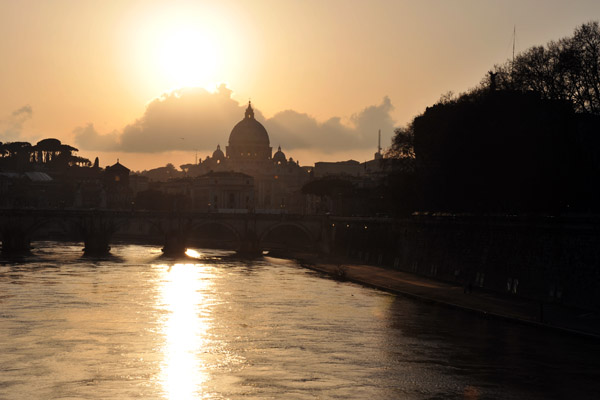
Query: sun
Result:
<box><xmin>123</xmin><ymin>6</ymin><xmax>245</xmax><ymax>96</ymax></box>
<box><xmin>157</xmin><ymin>26</ymin><xmax>220</xmax><ymax>89</ymax></box>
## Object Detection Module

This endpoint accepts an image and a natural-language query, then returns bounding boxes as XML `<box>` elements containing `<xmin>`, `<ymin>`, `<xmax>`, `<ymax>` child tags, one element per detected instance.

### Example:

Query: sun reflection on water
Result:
<box><xmin>185</xmin><ymin>248</ymin><xmax>202</xmax><ymax>259</ymax></box>
<box><xmin>158</xmin><ymin>263</ymin><xmax>213</xmax><ymax>399</ymax></box>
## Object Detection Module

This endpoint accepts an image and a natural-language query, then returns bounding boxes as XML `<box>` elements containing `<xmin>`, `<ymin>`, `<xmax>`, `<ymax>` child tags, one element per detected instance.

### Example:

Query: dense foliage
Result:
<box><xmin>138</xmin><ymin>163</ymin><xmax>183</xmax><ymax>181</ymax></box>
<box><xmin>488</xmin><ymin>22</ymin><xmax>600</xmax><ymax>115</ymax></box>
<box><xmin>387</xmin><ymin>22</ymin><xmax>600</xmax><ymax>214</ymax></box>
<box><xmin>414</xmin><ymin>91</ymin><xmax>579</xmax><ymax>213</ymax></box>
<box><xmin>0</xmin><ymin>138</ymin><xmax>91</xmax><ymax>171</ymax></box>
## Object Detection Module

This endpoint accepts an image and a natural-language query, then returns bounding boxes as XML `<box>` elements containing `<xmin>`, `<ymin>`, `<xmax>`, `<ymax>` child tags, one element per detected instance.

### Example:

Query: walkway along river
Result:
<box><xmin>300</xmin><ymin>258</ymin><xmax>600</xmax><ymax>338</ymax></box>
<box><xmin>1</xmin><ymin>242</ymin><xmax>599</xmax><ymax>399</ymax></box>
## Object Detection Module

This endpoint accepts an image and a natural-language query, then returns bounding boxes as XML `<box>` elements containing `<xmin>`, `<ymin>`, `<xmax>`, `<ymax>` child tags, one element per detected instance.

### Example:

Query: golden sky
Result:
<box><xmin>1</xmin><ymin>0</ymin><xmax>599</xmax><ymax>170</ymax></box>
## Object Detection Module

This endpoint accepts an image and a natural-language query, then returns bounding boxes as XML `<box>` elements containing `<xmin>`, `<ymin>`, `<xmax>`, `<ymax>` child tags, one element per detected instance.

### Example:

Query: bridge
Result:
<box><xmin>0</xmin><ymin>209</ymin><xmax>334</xmax><ymax>256</ymax></box>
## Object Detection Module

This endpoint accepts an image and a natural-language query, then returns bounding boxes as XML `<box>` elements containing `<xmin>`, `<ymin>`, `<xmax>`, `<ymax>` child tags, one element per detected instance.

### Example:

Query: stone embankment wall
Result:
<box><xmin>332</xmin><ymin>216</ymin><xmax>600</xmax><ymax>310</ymax></box>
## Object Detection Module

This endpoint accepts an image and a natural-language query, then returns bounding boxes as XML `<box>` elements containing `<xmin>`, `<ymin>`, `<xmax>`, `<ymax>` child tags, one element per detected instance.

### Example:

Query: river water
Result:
<box><xmin>0</xmin><ymin>242</ymin><xmax>599</xmax><ymax>399</ymax></box>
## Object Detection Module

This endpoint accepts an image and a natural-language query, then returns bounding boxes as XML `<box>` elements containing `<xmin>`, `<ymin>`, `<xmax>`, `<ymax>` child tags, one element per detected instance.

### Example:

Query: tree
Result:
<box><xmin>140</xmin><ymin>163</ymin><xmax>182</xmax><ymax>181</ymax></box>
<box><xmin>387</xmin><ymin>21</ymin><xmax>600</xmax><ymax>214</ymax></box>
<box><xmin>1</xmin><ymin>142</ymin><xmax>33</xmax><ymax>170</ymax></box>
<box><xmin>412</xmin><ymin>90</ymin><xmax>576</xmax><ymax>213</ymax></box>
<box><xmin>70</xmin><ymin>156</ymin><xmax>92</xmax><ymax>167</ymax></box>
<box><xmin>487</xmin><ymin>21</ymin><xmax>600</xmax><ymax>115</ymax></box>
<box><xmin>34</xmin><ymin>138</ymin><xmax>63</xmax><ymax>163</ymax></box>
<box><xmin>32</xmin><ymin>138</ymin><xmax>87</xmax><ymax>168</ymax></box>
<box><xmin>385</xmin><ymin>125</ymin><xmax>416</xmax><ymax>172</ymax></box>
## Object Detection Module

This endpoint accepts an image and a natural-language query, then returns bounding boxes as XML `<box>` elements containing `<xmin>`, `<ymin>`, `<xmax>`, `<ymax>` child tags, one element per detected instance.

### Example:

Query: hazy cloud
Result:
<box><xmin>0</xmin><ymin>105</ymin><xmax>33</xmax><ymax>141</ymax></box>
<box><xmin>265</xmin><ymin>96</ymin><xmax>394</xmax><ymax>152</ymax></box>
<box><xmin>73</xmin><ymin>123</ymin><xmax>120</xmax><ymax>151</ymax></box>
<box><xmin>74</xmin><ymin>84</ymin><xmax>396</xmax><ymax>155</ymax></box>
<box><xmin>351</xmin><ymin>96</ymin><xmax>395</xmax><ymax>141</ymax></box>
<box><xmin>12</xmin><ymin>105</ymin><xmax>33</xmax><ymax>118</ymax></box>
<box><xmin>75</xmin><ymin>84</ymin><xmax>248</xmax><ymax>153</ymax></box>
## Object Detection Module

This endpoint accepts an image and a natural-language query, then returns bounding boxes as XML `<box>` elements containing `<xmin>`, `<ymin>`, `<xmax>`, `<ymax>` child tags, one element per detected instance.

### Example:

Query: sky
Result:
<box><xmin>1</xmin><ymin>0</ymin><xmax>600</xmax><ymax>171</ymax></box>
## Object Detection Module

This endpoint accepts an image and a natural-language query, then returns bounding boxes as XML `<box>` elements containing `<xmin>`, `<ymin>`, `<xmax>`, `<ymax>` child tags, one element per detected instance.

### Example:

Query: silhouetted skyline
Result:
<box><xmin>1</xmin><ymin>0</ymin><xmax>600</xmax><ymax>170</ymax></box>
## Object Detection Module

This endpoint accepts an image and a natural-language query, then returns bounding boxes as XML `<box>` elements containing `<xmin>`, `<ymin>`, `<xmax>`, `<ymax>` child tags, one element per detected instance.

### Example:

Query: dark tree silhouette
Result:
<box><xmin>385</xmin><ymin>125</ymin><xmax>415</xmax><ymax>173</ymax></box>
<box><xmin>412</xmin><ymin>90</ymin><xmax>578</xmax><ymax>213</ymax></box>
<box><xmin>1</xmin><ymin>142</ymin><xmax>33</xmax><ymax>170</ymax></box>
<box><xmin>34</xmin><ymin>138</ymin><xmax>63</xmax><ymax>163</ymax></box>
<box><xmin>486</xmin><ymin>22</ymin><xmax>600</xmax><ymax>114</ymax></box>
<box><xmin>386</xmin><ymin>21</ymin><xmax>600</xmax><ymax>215</ymax></box>
<box><xmin>140</xmin><ymin>163</ymin><xmax>183</xmax><ymax>181</ymax></box>
<box><xmin>0</xmin><ymin>139</ymin><xmax>90</xmax><ymax>171</ymax></box>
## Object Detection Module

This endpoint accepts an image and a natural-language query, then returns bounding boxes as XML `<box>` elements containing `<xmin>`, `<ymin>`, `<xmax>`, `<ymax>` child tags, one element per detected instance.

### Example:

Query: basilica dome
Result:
<box><xmin>212</xmin><ymin>144</ymin><xmax>225</xmax><ymax>161</ymax></box>
<box><xmin>228</xmin><ymin>102</ymin><xmax>270</xmax><ymax>147</ymax></box>
<box><xmin>273</xmin><ymin>146</ymin><xmax>286</xmax><ymax>163</ymax></box>
<box><xmin>226</xmin><ymin>102</ymin><xmax>272</xmax><ymax>161</ymax></box>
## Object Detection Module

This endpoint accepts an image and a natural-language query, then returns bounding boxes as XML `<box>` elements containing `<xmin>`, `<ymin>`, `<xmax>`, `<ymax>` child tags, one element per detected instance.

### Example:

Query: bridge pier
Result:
<box><xmin>79</xmin><ymin>213</ymin><xmax>116</xmax><ymax>256</ymax></box>
<box><xmin>83</xmin><ymin>233</ymin><xmax>112</xmax><ymax>256</ymax></box>
<box><xmin>0</xmin><ymin>209</ymin><xmax>330</xmax><ymax>258</ymax></box>
<box><xmin>1</xmin><ymin>228</ymin><xmax>31</xmax><ymax>255</ymax></box>
<box><xmin>162</xmin><ymin>230</ymin><xmax>188</xmax><ymax>257</ymax></box>
<box><xmin>159</xmin><ymin>214</ymin><xmax>192</xmax><ymax>257</ymax></box>
<box><xmin>237</xmin><ymin>230</ymin><xmax>261</xmax><ymax>257</ymax></box>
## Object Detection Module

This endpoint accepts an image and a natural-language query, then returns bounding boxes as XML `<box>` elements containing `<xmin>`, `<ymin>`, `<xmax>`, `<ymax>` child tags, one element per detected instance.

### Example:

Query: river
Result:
<box><xmin>0</xmin><ymin>242</ymin><xmax>598</xmax><ymax>399</ymax></box>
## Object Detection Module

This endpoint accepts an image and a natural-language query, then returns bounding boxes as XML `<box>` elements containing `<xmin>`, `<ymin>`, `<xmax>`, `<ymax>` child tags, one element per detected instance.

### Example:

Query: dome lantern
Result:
<box><xmin>245</xmin><ymin>101</ymin><xmax>255</xmax><ymax>119</ymax></box>
<box><xmin>226</xmin><ymin>101</ymin><xmax>272</xmax><ymax>161</ymax></box>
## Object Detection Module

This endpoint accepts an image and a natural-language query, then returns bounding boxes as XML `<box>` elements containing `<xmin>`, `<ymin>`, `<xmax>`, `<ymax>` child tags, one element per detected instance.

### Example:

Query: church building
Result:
<box><xmin>197</xmin><ymin>102</ymin><xmax>309</xmax><ymax>212</ymax></box>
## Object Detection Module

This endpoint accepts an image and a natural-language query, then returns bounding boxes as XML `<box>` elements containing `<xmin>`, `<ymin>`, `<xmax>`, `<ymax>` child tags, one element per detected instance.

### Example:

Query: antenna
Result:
<box><xmin>374</xmin><ymin>129</ymin><xmax>383</xmax><ymax>160</ymax></box>
<box><xmin>512</xmin><ymin>25</ymin><xmax>516</xmax><ymax>75</ymax></box>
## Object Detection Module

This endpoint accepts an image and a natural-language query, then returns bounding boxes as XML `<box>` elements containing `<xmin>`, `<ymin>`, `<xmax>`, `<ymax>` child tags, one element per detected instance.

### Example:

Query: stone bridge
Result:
<box><xmin>0</xmin><ymin>209</ymin><xmax>334</xmax><ymax>256</ymax></box>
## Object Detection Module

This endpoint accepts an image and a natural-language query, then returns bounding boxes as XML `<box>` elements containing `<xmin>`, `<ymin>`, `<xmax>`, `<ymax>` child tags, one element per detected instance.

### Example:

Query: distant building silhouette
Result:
<box><xmin>165</xmin><ymin>102</ymin><xmax>309</xmax><ymax>212</ymax></box>
<box><xmin>104</xmin><ymin>160</ymin><xmax>132</xmax><ymax>209</ymax></box>
<box><xmin>156</xmin><ymin>171</ymin><xmax>254</xmax><ymax>211</ymax></box>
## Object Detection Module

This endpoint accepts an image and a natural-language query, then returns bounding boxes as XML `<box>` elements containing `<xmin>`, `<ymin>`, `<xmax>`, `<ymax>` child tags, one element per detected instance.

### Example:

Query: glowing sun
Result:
<box><xmin>157</xmin><ymin>26</ymin><xmax>220</xmax><ymax>89</ymax></box>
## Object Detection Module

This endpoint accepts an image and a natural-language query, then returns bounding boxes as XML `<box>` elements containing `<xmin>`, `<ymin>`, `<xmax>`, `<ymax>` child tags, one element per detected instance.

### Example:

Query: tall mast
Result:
<box><xmin>374</xmin><ymin>129</ymin><xmax>383</xmax><ymax>159</ymax></box>
<box><xmin>512</xmin><ymin>25</ymin><xmax>516</xmax><ymax>75</ymax></box>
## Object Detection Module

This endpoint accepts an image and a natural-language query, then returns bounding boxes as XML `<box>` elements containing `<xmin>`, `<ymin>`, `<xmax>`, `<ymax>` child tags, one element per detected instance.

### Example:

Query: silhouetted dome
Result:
<box><xmin>212</xmin><ymin>144</ymin><xmax>225</xmax><ymax>161</ymax></box>
<box><xmin>228</xmin><ymin>102</ymin><xmax>270</xmax><ymax>148</ymax></box>
<box><xmin>273</xmin><ymin>146</ymin><xmax>286</xmax><ymax>163</ymax></box>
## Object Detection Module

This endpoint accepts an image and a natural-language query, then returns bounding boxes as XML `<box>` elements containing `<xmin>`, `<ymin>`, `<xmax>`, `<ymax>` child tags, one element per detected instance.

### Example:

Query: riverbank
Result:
<box><xmin>295</xmin><ymin>255</ymin><xmax>600</xmax><ymax>339</ymax></box>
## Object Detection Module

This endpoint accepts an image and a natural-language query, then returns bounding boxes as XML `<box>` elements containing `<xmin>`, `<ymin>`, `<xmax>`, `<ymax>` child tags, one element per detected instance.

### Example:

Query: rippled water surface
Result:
<box><xmin>1</xmin><ymin>242</ymin><xmax>599</xmax><ymax>399</ymax></box>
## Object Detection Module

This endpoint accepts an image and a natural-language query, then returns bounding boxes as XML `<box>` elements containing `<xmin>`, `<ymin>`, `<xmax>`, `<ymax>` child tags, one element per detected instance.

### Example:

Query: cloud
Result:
<box><xmin>75</xmin><ymin>84</ymin><xmax>246</xmax><ymax>153</ymax></box>
<box><xmin>12</xmin><ymin>105</ymin><xmax>33</xmax><ymax>119</ymax></box>
<box><xmin>0</xmin><ymin>105</ymin><xmax>33</xmax><ymax>141</ymax></box>
<box><xmin>265</xmin><ymin>96</ymin><xmax>395</xmax><ymax>153</ymax></box>
<box><xmin>351</xmin><ymin>96</ymin><xmax>395</xmax><ymax>142</ymax></box>
<box><xmin>74</xmin><ymin>84</ymin><xmax>396</xmax><ymax>155</ymax></box>
<box><xmin>73</xmin><ymin>123</ymin><xmax>120</xmax><ymax>151</ymax></box>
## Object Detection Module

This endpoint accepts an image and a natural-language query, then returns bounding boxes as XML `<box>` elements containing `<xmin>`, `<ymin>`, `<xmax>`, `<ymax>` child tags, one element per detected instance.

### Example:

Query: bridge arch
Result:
<box><xmin>0</xmin><ymin>215</ymin><xmax>75</xmax><ymax>254</ymax></box>
<box><xmin>259</xmin><ymin>221</ymin><xmax>317</xmax><ymax>252</ymax></box>
<box><xmin>189</xmin><ymin>220</ymin><xmax>244</xmax><ymax>250</ymax></box>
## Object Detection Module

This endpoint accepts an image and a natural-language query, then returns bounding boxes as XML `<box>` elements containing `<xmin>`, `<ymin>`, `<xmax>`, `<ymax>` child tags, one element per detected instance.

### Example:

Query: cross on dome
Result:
<box><xmin>245</xmin><ymin>101</ymin><xmax>254</xmax><ymax>119</ymax></box>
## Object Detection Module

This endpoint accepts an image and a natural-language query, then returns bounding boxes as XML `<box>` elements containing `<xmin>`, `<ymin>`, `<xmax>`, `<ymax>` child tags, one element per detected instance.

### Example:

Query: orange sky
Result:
<box><xmin>1</xmin><ymin>0</ymin><xmax>599</xmax><ymax>171</ymax></box>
